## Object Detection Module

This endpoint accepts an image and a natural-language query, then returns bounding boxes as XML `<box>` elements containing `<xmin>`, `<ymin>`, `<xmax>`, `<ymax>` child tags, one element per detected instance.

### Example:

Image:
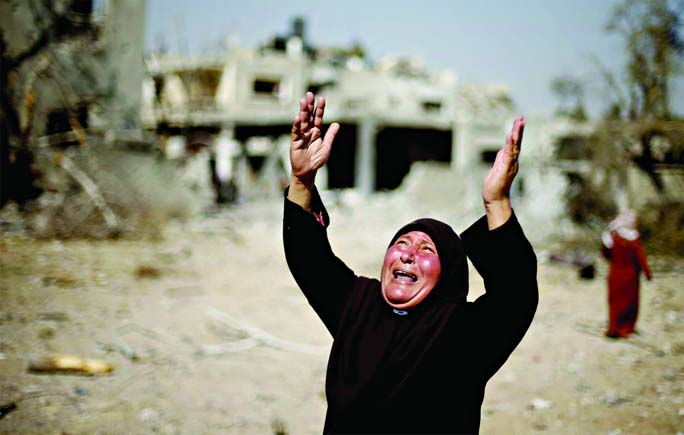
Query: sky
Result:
<box><xmin>143</xmin><ymin>0</ymin><xmax>682</xmax><ymax>118</ymax></box>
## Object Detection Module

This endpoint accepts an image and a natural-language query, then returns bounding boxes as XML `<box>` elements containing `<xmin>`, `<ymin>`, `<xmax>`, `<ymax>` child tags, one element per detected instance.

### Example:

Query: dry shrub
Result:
<box><xmin>563</xmin><ymin>172</ymin><xmax>618</xmax><ymax>228</ymax></box>
<box><xmin>26</xmin><ymin>142</ymin><xmax>202</xmax><ymax>239</ymax></box>
<box><xmin>134</xmin><ymin>264</ymin><xmax>162</xmax><ymax>279</ymax></box>
<box><xmin>638</xmin><ymin>201</ymin><xmax>684</xmax><ymax>257</ymax></box>
<box><xmin>41</xmin><ymin>272</ymin><xmax>78</xmax><ymax>287</ymax></box>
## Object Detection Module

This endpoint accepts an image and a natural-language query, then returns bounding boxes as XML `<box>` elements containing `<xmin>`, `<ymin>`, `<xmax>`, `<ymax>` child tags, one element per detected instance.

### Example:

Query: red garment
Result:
<box><xmin>601</xmin><ymin>235</ymin><xmax>652</xmax><ymax>337</ymax></box>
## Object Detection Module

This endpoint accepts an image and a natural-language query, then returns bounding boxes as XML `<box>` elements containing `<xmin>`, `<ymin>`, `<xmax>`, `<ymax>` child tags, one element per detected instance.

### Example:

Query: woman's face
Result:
<box><xmin>381</xmin><ymin>231</ymin><xmax>441</xmax><ymax>309</ymax></box>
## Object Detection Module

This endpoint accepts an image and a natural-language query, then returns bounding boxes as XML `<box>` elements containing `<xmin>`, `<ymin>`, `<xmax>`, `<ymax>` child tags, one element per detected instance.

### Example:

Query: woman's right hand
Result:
<box><xmin>290</xmin><ymin>92</ymin><xmax>340</xmax><ymax>188</ymax></box>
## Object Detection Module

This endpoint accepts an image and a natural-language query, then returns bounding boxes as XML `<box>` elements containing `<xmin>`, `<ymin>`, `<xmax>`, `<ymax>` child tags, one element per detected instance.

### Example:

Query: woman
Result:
<box><xmin>284</xmin><ymin>92</ymin><xmax>538</xmax><ymax>434</ymax></box>
<box><xmin>601</xmin><ymin>211</ymin><xmax>652</xmax><ymax>338</ymax></box>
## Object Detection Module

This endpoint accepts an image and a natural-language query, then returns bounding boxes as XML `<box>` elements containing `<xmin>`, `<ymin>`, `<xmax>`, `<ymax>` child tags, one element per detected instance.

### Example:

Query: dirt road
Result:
<box><xmin>1</xmin><ymin>193</ymin><xmax>683</xmax><ymax>434</ymax></box>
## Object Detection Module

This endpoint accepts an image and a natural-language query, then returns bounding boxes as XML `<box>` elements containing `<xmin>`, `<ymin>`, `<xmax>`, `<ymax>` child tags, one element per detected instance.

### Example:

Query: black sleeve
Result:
<box><xmin>283</xmin><ymin>188</ymin><xmax>357</xmax><ymax>336</ymax></box>
<box><xmin>460</xmin><ymin>212</ymin><xmax>538</xmax><ymax>379</ymax></box>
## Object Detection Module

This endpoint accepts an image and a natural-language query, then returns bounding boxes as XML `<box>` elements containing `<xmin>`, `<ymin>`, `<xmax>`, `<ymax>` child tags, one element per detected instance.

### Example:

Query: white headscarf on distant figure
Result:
<box><xmin>602</xmin><ymin>210</ymin><xmax>639</xmax><ymax>249</ymax></box>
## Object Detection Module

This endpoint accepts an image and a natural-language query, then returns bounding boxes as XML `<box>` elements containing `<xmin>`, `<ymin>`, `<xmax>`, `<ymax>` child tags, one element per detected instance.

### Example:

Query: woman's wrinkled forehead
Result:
<box><xmin>394</xmin><ymin>230</ymin><xmax>436</xmax><ymax>246</ymax></box>
<box><xmin>390</xmin><ymin>219</ymin><xmax>459</xmax><ymax>255</ymax></box>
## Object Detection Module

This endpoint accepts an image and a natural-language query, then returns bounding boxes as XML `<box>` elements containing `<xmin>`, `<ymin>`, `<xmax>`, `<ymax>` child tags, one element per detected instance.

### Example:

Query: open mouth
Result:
<box><xmin>393</xmin><ymin>270</ymin><xmax>417</xmax><ymax>282</ymax></box>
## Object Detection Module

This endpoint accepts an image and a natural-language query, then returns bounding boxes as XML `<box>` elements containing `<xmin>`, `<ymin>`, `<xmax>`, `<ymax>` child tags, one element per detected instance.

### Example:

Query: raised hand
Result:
<box><xmin>287</xmin><ymin>92</ymin><xmax>339</xmax><ymax>212</ymax></box>
<box><xmin>482</xmin><ymin>116</ymin><xmax>525</xmax><ymax>229</ymax></box>
<box><xmin>290</xmin><ymin>92</ymin><xmax>340</xmax><ymax>188</ymax></box>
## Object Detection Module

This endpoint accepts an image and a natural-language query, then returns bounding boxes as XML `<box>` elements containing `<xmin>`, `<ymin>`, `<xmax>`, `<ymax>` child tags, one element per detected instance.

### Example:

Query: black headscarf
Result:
<box><xmin>387</xmin><ymin>218</ymin><xmax>469</xmax><ymax>308</ymax></box>
<box><xmin>324</xmin><ymin>217</ymin><xmax>471</xmax><ymax>431</ymax></box>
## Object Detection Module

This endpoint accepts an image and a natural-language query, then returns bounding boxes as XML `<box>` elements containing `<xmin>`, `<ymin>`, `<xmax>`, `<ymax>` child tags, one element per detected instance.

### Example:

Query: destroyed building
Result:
<box><xmin>8</xmin><ymin>4</ymin><xmax>679</xmax><ymax>233</ymax></box>
<box><xmin>0</xmin><ymin>0</ymin><xmax>147</xmax><ymax>145</ymax></box>
<box><xmin>1</xmin><ymin>0</ymin><xmax>204</xmax><ymax>238</ymax></box>
<box><xmin>142</xmin><ymin>17</ymin><xmax>523</xmax><ymax>213</ymax></box>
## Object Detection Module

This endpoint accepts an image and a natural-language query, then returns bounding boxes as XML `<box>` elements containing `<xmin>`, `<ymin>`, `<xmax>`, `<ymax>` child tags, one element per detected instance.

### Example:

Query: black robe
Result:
<box><xmin>283</xmin><ymin>190</ymin><xmax>538</xmax><ymax>434</ymax></box>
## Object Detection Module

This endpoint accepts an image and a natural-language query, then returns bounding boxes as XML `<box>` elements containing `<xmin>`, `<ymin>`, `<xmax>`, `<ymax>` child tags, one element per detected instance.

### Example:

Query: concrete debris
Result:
<box><xmin>603</xmin><ymin>391</ymin><xmax>629</xmax><ymax>406</ymax></box>
<box><xmin>38</xmin><ymin>312</ymin><xmax>70</xmax><ymax>322</ymax></box>
<box><xmin>164</xmin><ymin>286</ymin><xmax>204</xmax><ymax>299</ymax></box>
<box><xmin>663</xmin><ymin>368</ymin><xmax>677</xmax><ymax>381</ymax></box>
<box><xmin>138</xmin><ymin>407</ymin><xmax>160</xmax><ymax>422</ymax></box>
<box><xmin>28</xmin><ymin>354</ymin><xmax>113</xmax><ymax>375</ymax></box>
<box><xmin>96</xmin><ymin>341</ymin><xmax>140</xmax><ymax>362</ymax></box>
<box><xmin>529</xmin><ymin>398</ymin><xmax>554</xmax><ymax>410</ymax></box>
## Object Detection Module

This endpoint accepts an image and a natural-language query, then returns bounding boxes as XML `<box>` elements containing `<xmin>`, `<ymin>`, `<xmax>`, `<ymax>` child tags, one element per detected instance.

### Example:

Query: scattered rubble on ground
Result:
<box><xmin>1</xmin><ymin>192</ymin><xmax>683</xmax><ymax>434</ymax></box>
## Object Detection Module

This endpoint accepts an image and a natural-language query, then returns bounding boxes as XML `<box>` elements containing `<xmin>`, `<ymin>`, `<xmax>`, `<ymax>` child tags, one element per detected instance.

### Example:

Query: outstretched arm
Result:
<box><xmin>482</xmin><ymin>116</ymin><xmax>525</xmax><ymax>229</ymax></box>
<box><xmin>458</xmin><ymin>116</ymin><xmax>537</xmax><ymax>378</ymax></box>
<box><xmin>284</xmin><ymin>93</ymin><xmax>355</xmax><ymax>336</ymax></box>
<box><xmin>288</xmin><ymin>91</ymin><xmax>340</xmax><ymax>212</ymax></box>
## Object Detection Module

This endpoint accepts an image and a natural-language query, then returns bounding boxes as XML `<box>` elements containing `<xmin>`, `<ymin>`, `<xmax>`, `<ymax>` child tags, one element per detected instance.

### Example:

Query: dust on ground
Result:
<box><xmin>1</xmin><ymin>189</ymin><xmax>684</xmax><ymax>435</ymax></box>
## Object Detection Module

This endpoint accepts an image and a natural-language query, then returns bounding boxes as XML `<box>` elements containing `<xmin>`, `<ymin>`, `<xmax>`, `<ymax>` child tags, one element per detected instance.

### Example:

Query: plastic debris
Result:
<box><xmin>28</xmin><ymin>354</ymin><xmax>113</xmax><ymax>375</ymax></box>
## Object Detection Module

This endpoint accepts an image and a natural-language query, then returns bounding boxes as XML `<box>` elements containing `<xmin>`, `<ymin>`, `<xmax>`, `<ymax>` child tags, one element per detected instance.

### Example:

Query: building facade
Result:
<box><xmin>142</xmin><ymin>18</ymin><xmax>519</xmax><ymax>210</ymax></box>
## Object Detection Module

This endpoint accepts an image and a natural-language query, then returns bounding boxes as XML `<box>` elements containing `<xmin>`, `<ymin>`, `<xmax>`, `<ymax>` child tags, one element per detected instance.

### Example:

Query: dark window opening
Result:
<box><xmin>421</xmin><ymin>101</ymin><xmax>442</xmax><ymax>112</ymax></box>
<box><xmin>375</xmin><ymin>127</ymin><xmax>452</xmax><ymax>190</ymax></box>
<box><xmin>272</xmin><ymin>37</ymin><xmax>287</xmax><ymax>51</ymax></box>
<box><xmin>307</xmin><ymin>83</ymin><xmax>323</xmax><ymax>95</ymax></box>
<box><xmin>155</xmin><ymin>123</ymin><xmax>183</xmax><ymax>136</ymax></box>
<box><xmin>248</xmin><ymin>156</ymin><xmax>265</xmax><ymax>172</ymax></box>
<box><xmin>326</xmin><ymin>124</ymin><xmax>357</xmax><ymax>189</ymax></box>
<box><xmin>253</xmin><ymin>79</ymin><xmax>280</xmax><ymax>96</ymax></box>
<box><xmin>481</xmin><ymin>149</ymin><xmax>498</xmax><ymax>164</ymax></box>
<box><xmin>307</xmin><ymin>81</ymin><xmax>334</xmax><ymax>95</ymax></box>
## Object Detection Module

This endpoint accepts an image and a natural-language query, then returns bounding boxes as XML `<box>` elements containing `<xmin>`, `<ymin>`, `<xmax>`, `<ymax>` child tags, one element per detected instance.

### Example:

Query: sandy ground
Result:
<box><xmin>1</xmin><ymin>189</ymin><xmax>684</xmax><ymax>435</ymax></box>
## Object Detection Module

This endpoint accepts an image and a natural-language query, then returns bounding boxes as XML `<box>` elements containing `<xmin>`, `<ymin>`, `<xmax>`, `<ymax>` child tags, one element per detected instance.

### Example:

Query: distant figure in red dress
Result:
<box><xmin>600</xmin><ymin>211</ymin><xmax>653</xmax><ymax>338</ymax></box>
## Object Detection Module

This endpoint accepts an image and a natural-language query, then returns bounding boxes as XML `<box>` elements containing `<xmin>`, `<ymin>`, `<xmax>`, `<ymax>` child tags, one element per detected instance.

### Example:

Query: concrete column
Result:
<box><xmin>452</xmin><ymin>121</ymin><xmax>469</xmax><ymax>170</ymax></box>
<box><xmin>317</xmin><ymin>164</ymin><xmax>329</xmax><ymax>190</ymax></box>
<box><xmin>215</xmin><ymin>126</ymin><xmax>238</xmax><ymax>183</ymax></box>
<box><xmin>103</xmin><ymin>0</ymin><xmax>147</xmax><ymax>134</ymax></box>
<box><xmin>236</xmin><ymin>141</ymin><xmax>250</xmax><ymax>200</ymax></box>
<box><xmin>355</xmin><ymin>118</ymin><xmax>377</xmax><ymax>195</ymax></box>
<box><xmin>452</xmin><ymin>119</ymin><xmax>481</xmax><ymax>213</ymax></box>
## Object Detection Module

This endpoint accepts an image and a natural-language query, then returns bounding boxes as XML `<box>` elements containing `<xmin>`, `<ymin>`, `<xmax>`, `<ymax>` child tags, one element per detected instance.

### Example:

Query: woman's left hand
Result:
<box><xmin>482</xmin><ymin>116</ymin><xmax>525</xmax><ymax>229</ymax></box>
